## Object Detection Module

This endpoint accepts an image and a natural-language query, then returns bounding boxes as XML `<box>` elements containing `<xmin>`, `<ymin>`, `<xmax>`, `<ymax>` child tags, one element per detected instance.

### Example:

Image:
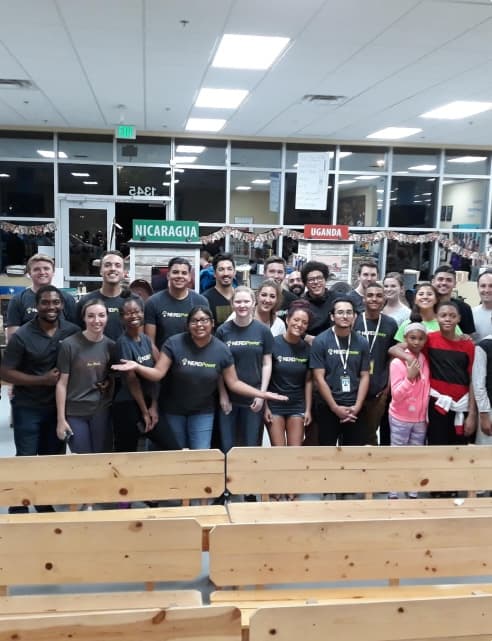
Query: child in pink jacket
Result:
<box><xmin>389</xmin><ymin>322</ymin><xmax>429</xmax><ymax>447</ymax></box>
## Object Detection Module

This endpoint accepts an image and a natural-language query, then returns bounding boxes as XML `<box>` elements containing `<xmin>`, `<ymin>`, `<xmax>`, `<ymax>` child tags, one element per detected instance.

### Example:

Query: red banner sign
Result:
<box><xmin>303</xmin><ymin>225</ymin><xmax>349</xmax><ymax>240</ymax></box>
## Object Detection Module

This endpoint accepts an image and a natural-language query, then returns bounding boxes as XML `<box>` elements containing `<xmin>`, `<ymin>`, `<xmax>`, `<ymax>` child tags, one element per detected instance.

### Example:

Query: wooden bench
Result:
<box><xmin>0</xmin><ymin>449</ymin><xmax>228</xmax><ymax>548</ymax></box>
<box><xmin>226</xmin><ymin>445</ymin><xmax>492</xmax><ymax>499</ymax></box>
<box><xmin>0</xmin><ymin>605</ymin><xmax>242</xmax><ymax>641</ymax></box>
<box><xmin>248</xmin><ymin>594</ymin><xmax>492</xmax><ymax>641</ymax></box>
<box><xmin>209</xmin><ymin>515</ymin><xmax>492</xmax><ymax>630</ymax></box>
<box><xmin>0</xmin><ymin>515</ymin><xmax>202</xmax><ymax>611</ymax></box>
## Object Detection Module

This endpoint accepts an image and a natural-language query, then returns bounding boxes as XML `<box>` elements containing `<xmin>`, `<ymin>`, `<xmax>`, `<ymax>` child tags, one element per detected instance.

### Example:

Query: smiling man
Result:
<box><xmin>354</xmin><ymin>282</ymin><xmax>397</xmax><ymax>445</ymax></box>
<box><xmin>6</xmin><ymin>253</ymin><xmax>76</xmax><ymax>340</ymax></box>
<box><xmin>473</xmin><ymin>268</ymin><xmax>492</xmax><ymax>341</ymax></box>
<box><xmin>300</xmin><ymin>261</ymin><xmax>335</xmax><ymax>344</ymax></box>
<box><xmin>203</xmin><ymin>253</ymin><xmax>236</xmax><ymax>330</ymax></box>
<box><xmin>76</xmin><ymin>250</ymin><xmax>127</xmax><ymax>341</ymax></box>
<box><xmin>0</xmin><ymin>285</ymin><xmax>79</xmax><ymax>511</ymax></box>
<box><xmin>310</xmin><ymin>297</ymin><xmax>370</xmax><ymax>446</ymax></box>
<box><xmin>144</xmin><ymin>256</ymin><xmax>209</xmax><ymax>349</ymax></box>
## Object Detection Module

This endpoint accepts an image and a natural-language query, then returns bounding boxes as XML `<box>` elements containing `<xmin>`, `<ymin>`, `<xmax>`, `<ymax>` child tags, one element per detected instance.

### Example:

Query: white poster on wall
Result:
<box><xmin>295</xmin><ymin>152</ymin><xmax>330</xmax><ymax>210</ymax></box>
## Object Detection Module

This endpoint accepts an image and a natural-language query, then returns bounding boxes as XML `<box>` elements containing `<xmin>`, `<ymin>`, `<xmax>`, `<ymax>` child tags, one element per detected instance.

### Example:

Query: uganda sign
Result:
<box><xmin>132</xmin><ymin>220</ymin><xmax>199</xmax><ymax>242</ymax></box>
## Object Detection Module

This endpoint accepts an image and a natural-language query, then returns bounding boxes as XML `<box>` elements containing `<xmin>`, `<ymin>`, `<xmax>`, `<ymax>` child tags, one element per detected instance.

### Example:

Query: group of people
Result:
<box><xmin>2</xmin><ymin>249</ymin><xmax>492</xmax><ymax>504</ymax></box>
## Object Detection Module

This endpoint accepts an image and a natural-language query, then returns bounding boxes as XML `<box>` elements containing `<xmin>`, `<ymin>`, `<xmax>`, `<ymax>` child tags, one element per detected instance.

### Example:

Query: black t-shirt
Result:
<box><xmin>203</xmin><ymin>287</ymin><xmax>232</xmax><ymax>330</ymax></box>
<box><xmin>310</xmin><ymin>329</ymin><xmax>370</xmax><ymax>406</ymax></box>
<box><xmin>161</xmin><ymin>333</ymin><xmax>234</xmax><ymax>415</ymax></box>
<box><xmin>353</xmin><ymin>313</ymin><xmax>397</xmax><ymax>397</ymax></box>
<box><xmin>453</xmin><ymin>297</ymin><xmax>476</xmax><ymax>335</ymax></box>
<box><xmin>76</xmin><ymin>290</ymin><xmax>126</xmax><ymax>341</ymax></box>
<box><xmin>269</xmin><ymin>335</ymin><xmax>310</xmax><ymax>412</ymax></box>
<box><xmin>302</xmin><ymin>289</ymin><xmax>335</xmax><ymax>336</ymax></box>
<box><xmin>2</xmin><ymin>318</ymin><xmax>79</xmax><ymax>406</ymax></box>
<box><xmin>216</xmin><ymin>319</ymin><xmax>273</xmax><ymax>407</ymax></box>
<box><xmin>144</xmin><ymin>289</ymin><xmax>209</xmax><ymax>348</ymax></box>
<box><xmin>277</xmin><ymin>289</ymin><xmax>299</xmax><ymax>321</ymax></box>
<box><xmin>114</xmin><ymin>332</ymin><xmax>157</xmax><ymax>402</ymax></box>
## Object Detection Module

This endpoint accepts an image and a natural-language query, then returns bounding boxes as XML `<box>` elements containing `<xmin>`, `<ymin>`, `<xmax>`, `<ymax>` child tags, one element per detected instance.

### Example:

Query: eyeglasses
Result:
<box><xmin>190</xmin><ymin>317</ymin><xmax>212</xmax><ymax>325</ymax></box>
<box><xmin>333</xmin><ymin>310</ymin><xmax>354</xmax><ymax>316</ymax></box>
<box><xmin>306</xmin><ymin>276</ymin><xmax>325</xmax><ymax>284</ymax></box>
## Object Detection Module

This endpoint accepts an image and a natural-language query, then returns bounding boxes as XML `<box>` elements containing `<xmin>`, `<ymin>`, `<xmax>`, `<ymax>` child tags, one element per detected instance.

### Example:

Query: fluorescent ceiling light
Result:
<box><xmin>377</xmin><ymin>189</ymin><xmax>384</xmax><ymax>193</ymax></box>
<box><xmin>426</xmin><ymin>178</ymin><xmax>436</xmax><ymax>182</ymax></box>
<box><xmin>366</xmin><ymin>127</ymin><xmax>422</xmax><ymax>140</ymax></box>
<box><xmin>235</xmin><ymin>186</ymin><xmax>251</xmax><ymax>191</ymax></box>
<box><xmin>176</xmin><ymin>145</ymin><xmax>205</xmax><ymax>154</ymax></box>
<box><xmin>422</xmin><ymin>192</ymin><xmax>433</xmax><ymax>196</ymax></box>
<box><xmin>212</xmin><ymin>34</ymin><xmax>290</xmax><ymax>70</ymax></box>
<box><xmin>173</xmin><ymin>179</ymin><xmax>180</xmax><ymax>184</ymax></box>
<box><xmin>442</xmin><ymin>180</ymin><xmax>455</xmax><ymax>185</ymax></box>
<box><xmin>71</xmin><ymin>172</ymin><xmax>90</xmax><ymax>177</ymax></box>
<box><xmin>408</xmin><ymin>164</ymin><xmax>436</xmax><ymax>171</ymax></box>
<box><xmin>395</xmin><ymin>171</ymin><xmax>409</xmax><ymax>174</ymax></box>
<box><xmin>174</xmin><ymin>156</ymin><xmax>197</xmax><ymax>163</ymax></box>
<box><xmin>0</xmin><ymin>173</ymin><xmax>10</xmax><ymax>178</ymax></box>
<box><xmin>195</xmin><ymin>88</ymin><xmax>248</xmax><ymax>109</ymax></box>
<box><xmin>420</xmin><ymin>101</ymin><xmax>492</xmax><ymax>120</ymax></box>
<box><xmin>251</xmin><ymin>179</ymin><xmax>271</xmax><ymax>185</ymax></box>
<box><xmin>185</xmin><ymin>118</ymin><xmax>226</xmax><ymax>132</ymax></box>
<box><xmin>375</xmin><ymin>159</ymin><xmax>386</xmax><ymax>167</ymax></box>
<box><xmin>327</xmin><ymin>151</ymin><xmax>352</xmax><ymax>158</ymax></box>
<box><xmin>355</xmin><ymin>175</ymin><xmax>378</xmax><ymax>180</ymax></box>
<box><xmin>83</xmin><ymin>181</ymin><xmax>98</xmax><ymax>185</ymax></box>
<box><xmin>447</xmin><ymin>155</ymin><xmax>487</xmax><ymax>164</ymax></box>
<box><xmin>338</xmin><ymin>179</ymin><xmax>357</xmax><ymax>185</ymax></box>
<box><xmin>37</xmin><ymin>149</ymin><xmax>68</xmax><ymax>158</ymax></box>
<box><xmin>162</xmin><ymin>182</ymin><xmax>170</xmax><ymax>186</ymax></box>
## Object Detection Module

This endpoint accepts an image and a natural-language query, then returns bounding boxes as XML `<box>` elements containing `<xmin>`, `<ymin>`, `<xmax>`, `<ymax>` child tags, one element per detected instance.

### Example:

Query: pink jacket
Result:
<box><xmin>389</xmin><ymin>352</ymin><xmax>429</xmax><ymax>423</ymax></box>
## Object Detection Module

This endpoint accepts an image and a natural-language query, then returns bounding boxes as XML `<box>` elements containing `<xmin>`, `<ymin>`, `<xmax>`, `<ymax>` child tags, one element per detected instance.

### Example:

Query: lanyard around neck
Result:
<box><xmin>362</xmin><ymin>313</ymin><xmax>381</xmax><ymax>354</ymax></box>
<box><xmin>332</xmin><ymin>328</ymin><xmax>351</xmax><ymax>373</ymax></box>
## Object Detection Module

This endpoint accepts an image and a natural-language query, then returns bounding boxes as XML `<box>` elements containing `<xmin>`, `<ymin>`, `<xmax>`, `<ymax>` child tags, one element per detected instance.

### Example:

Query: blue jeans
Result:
<box><xmin>165</xmin><ymin>413</ymin><xmax>214</xmax><ymax>450</ymax></box>
<box><xmin>218</xmin><ymin>404</ymin><xmax>263</xmax><ymax>453</ymax></box>
<box><xmin>11</xmin><ymin>401</ymin><xmax>64</xmax><ymax>456</ymax></box>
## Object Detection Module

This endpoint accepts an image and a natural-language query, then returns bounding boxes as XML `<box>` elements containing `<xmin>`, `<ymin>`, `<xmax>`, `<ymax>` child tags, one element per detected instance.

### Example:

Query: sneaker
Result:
<box><xmin>406</xmin><ymin>492</ymin><xmax>418</xmax><ymax>499</ymax></box>
<box><xmin>388</xmin><ymin>492</ymin><xmax>399</xmax><ymax>500</ymax></box>
<box><xmin>244</xmin><ymin>494</ymin><xmax>257</xmax><ymax>502</ymax></box>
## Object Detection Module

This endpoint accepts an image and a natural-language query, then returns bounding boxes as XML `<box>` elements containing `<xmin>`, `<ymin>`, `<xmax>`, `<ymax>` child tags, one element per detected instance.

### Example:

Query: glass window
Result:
<box><xmin>230</xmin><ymin>171</ymin><xmax>280</xmax><ymax>226</ymax></box>
<box><xmin>283</xmin><ymin>172</ymin><xmax>334</xmax><ymax>225</ymax></box>
<box><xmin>175</xmin><ymin>139</ymin><xmax>225</xmax><ymax>166</ymax></box>
<box><xmin>285</xmin><ymin>144</ymin><xmax>335</xmax><ymax>170</ymax></box>
<box><xmin>117</xmin><ymin>166</ymin><xmax>170</xmax><ymax>197</ymax></box>
<box><xmin>231</xmin><ymin>141</ymin><xmax>281</xmax><ymax>168</ymax></box>
<box><xmin>392</xmin><ymin>148</ymin><xmax>440</xmax><ymax>174</ymax></box>
<box><xmin>439</xmin><ymin>231</ymin><xmax>483</xmax><ymax>280</ymax></box>
<box><xmin>440</xmin><ymin>178</ymin><xmax>488</xmax><ymax>229</ymax></box>
<box><xmin>0</xmin><ymin>132</ymin><xmax>53</xmax><ymax>159</ymax></box>
<box><xmin>336</xmin><ymin>175</ymin><xmax>386</xmax><ymax>226</ymax></box>
<box><xmin>174</xmin><ymin>169</ymin><xmax>226</xmax><ymax>223</ymax></box>
<box><xmin>0</xmin><ymin>219</ymin><xmax>55</xmax><ymax>272</ymax></box>
<box><xmin>352</xmin><ymin>237</ymin><xmax>383</xmax><ymax>284</ymax></box>
<box><xmin>117</xmin><ymin>136</ymin><xmax>171</xmax><ymax>164</ymax></box>
<box><xmin>67</xmin><ymin>208</ymin><xmax>107</xmax><ymax>277</ymax></box>
<box><xmin>339</xmin><ymin>146</ymin><xmax>388</xmax><ymax>172</ymax></box>
<box><xmin>0</xmin><ymin>162</ymin><xmax>54</xmax><ymax>217</ymax></box>
<box><xmin>386</xmin><ymin>236</ymin><xmax>434</xmax><ymax>281</ymax></box>
<box><xmin>115</xmin><ymin>202</ymin><xmax>168</xmax><ymax>255</ymax></box>
<box><xmin>444</xmin><ymin>150</ymin><xmax>490</xmax><ymax>176</ymax></box>
<box><xmin>58</xmin><ymin>164</ymin><xmax>113</xmax><ymax>195</ymax></box>
<box><xmin>389</xmin><ymin>176</ymin><xmax>437</xmax><ymax>228</ymax></box>
<box><xmin>58</xmin><ymin>134</ymin><xmax>113</xmax><ymax>162</ymax></box>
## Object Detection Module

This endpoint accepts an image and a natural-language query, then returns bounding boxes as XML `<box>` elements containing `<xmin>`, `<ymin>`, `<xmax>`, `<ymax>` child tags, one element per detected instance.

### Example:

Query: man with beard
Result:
<box><xmin>0</xmin><ymin>285</ymin><xmax>79</xmax><ymax>512</ymax></box>
<box><xmin>286</xmin><ymin>270</ymin><xmax>304</xmax><ymax>297</ymax></box>
<box><xmin>203</xmin><ymin>253</ymin><xmax>236</xmax><ymax>330</ymax></box>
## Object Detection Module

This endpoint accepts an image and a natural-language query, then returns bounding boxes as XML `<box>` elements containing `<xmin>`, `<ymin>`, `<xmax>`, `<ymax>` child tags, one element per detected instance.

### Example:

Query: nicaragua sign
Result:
<box><xmin>304</xmin><ymin>224</ymin><xmax>349</xmax><ymax>240</ymax></box>
<box><xmin>133</xmin><ymin>219</ymin><xmax>199</xmax><ymax>243</ymax></box>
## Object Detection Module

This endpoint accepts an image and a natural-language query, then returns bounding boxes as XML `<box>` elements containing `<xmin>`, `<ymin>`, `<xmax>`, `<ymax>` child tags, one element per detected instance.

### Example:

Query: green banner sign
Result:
<box><xmin>132</xmin><ymin>219</ymin><xmax>199</xmax><ymax>242</ymax></box>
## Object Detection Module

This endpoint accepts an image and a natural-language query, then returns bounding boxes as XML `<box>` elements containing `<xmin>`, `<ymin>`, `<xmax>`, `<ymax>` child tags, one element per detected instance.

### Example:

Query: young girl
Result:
<box><xmin>389</xmin><ymin>322</ymin><xmax>429</xmax><ymax>448</ymax></box>
<box><xmin>254</xmin><ymin>279</ymin><xmax>286</xmax><ymax>337</ymax></box>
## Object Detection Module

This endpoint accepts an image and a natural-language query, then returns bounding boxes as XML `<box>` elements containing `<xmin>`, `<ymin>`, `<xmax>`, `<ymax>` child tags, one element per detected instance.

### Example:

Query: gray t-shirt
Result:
<box><xmin>144</xmin><ymin>289</ymin><xmax>209</xmax><ymax>348</ymax></box>
<box><xmin>473</xmin><ymin>304</ymin><xmax>492</xmax><ymax>342</ymax></box>
<box><xmin>76</xmin><ymin>290</ymin><xmax>126</xmax><ymax>341</ymax></box>
<box><xmin>57</xmin><ymin>332</ymin><xmax>115</xmax><ymax>416</ymax></box>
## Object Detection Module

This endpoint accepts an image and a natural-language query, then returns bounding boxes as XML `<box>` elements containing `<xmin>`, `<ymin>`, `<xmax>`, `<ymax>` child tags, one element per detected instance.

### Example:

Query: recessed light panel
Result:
<box><xmin>367</xmin><ymin>127</ymin><xmax>422</xmax><ymax>140</ymax></box>
<box><xmin>176</xmin><ymin>145</ymin><xmax>206</xmax><ymax>154</ymax></box>
<box><xmin>447</xmin><ymin>155</ymin><xmax>487</xmax><ymax>164</ymax></box>
<box><xmin>408</xmin><ymin>164</ymin><xmax>437</xmax><ymax>171</ymax></box>
<box><xmin>185</xmin><ymin>118</ymin><xmax>226</xmax><ymax>132</ymax></box>
<box><xmin>212</xmin><ymin>34</ymin><xmax>290</xmax><ymax>70</ymax></box>
<box><xmin>420</xmin><ymin>101</ymin><xmax>492</xmax><ymax>120</ymax></box>
<box><xmin>195</xmin><ymin>88</ymin><xmax>248</xmax><ymax>109</ymax></box>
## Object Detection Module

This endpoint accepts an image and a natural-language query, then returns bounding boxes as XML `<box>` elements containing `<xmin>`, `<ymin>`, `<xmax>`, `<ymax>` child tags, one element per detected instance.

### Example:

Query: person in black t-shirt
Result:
<box><xmin>431</xmin><ymin>265</ymin><xmax>476</xmax><ymax>335</ymax></box>
<box><xmin>203</xmin><ymin>253</ymin><xmax>236</xmax><ymax>330</ymax></box>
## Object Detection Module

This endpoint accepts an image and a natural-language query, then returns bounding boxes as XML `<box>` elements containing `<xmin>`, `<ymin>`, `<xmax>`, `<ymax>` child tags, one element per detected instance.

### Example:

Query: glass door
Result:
<box><xmin>58</xmin><ymin>198</ymin><xmax>115</xmax><ymax>289</ymax></box>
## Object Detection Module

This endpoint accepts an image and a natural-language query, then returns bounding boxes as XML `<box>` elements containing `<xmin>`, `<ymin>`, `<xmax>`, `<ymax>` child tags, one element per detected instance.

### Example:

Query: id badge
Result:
<box><xmin>369</xmin><ymin>359</ymin><xmax>374</xmax><ymax>375</ymax></box>
<box><xmin>341</xmin><ymin>375</ymin><xmax>351</xmax><ymax>393</ymax></box>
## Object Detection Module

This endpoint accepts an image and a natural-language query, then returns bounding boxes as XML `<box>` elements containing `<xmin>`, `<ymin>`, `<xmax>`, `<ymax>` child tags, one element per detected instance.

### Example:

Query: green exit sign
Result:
<box><xmin>116</xmin><ymin>124</ymin><xmax>136</xmax><ymax>139</ymax></box>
